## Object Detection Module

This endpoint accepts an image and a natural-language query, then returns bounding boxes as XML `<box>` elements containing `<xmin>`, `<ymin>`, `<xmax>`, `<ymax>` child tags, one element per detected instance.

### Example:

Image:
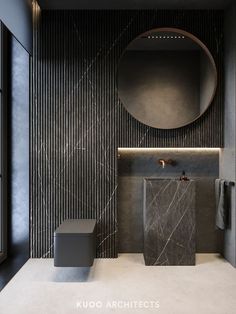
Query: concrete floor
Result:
<box><xmin>0</xmin><ymin>254</ymin><xmax>235</xmax><ymax>314</ymax></box>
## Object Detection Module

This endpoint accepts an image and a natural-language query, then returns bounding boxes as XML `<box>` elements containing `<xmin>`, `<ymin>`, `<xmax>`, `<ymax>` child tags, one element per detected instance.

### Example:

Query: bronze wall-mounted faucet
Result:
<box><xmin>158</xmin><ymin>159</ymin><xmax>175</xmax><ymax>168</ymax></box>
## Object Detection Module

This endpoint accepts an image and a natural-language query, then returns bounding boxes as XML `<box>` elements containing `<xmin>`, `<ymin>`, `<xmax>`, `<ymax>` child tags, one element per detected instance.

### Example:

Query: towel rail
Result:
<box><xmin>225</xmin><ymin>181</ymin><xmax>235</xmax><ymax>186</ymax></box>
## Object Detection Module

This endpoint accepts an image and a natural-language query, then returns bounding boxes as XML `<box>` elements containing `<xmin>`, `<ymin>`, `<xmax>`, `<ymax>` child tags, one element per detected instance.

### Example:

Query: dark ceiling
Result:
<box><xmin>38</xmin><ymin>0</ymin><xmax>233</xmax><ymax>10</ymax></box>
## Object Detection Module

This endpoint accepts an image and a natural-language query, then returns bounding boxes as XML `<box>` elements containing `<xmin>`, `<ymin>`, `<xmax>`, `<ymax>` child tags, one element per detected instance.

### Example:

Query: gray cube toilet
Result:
<box><xmin>54</xmin><ymin>219</ymin><xmax>96</xmax><ymax>267</ymax></box>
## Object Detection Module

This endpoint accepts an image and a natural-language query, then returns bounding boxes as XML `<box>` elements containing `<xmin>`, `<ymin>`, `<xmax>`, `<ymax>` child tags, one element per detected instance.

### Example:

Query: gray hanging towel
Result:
<box><xmin>215</xmin><ymin>179</ymin><xmax>227</xmax><ymax>230</ymax></box>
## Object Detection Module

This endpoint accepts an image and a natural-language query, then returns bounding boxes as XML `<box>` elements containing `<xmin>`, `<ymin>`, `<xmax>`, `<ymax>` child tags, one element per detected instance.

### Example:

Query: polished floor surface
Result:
<box><xmin>0</xmin><ymin>254</ymin><xmax>235</xmax><ymax>314</ymax></box>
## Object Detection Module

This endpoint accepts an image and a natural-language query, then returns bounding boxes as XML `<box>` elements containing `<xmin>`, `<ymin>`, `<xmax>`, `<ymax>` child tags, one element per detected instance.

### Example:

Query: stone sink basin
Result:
<box><xmin>143</xmin><ymin>178</ymin><xmax>196</xmax><ymax>266</ymax></box>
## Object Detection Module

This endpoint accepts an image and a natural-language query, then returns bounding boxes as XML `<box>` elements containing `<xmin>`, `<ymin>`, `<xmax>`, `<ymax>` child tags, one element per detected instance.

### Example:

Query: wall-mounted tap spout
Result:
<box><xmin>158</xmin><ymin>159</ymin><xmax>175</xmax><ymax>168</ymax></box>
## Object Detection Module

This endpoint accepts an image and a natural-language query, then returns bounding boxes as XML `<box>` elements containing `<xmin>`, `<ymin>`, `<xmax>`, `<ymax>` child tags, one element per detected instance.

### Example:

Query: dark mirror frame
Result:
<box><xmin>117</xmin><ymin>27</ymin><xmax>218</xmax><ymax>129</ymax></box>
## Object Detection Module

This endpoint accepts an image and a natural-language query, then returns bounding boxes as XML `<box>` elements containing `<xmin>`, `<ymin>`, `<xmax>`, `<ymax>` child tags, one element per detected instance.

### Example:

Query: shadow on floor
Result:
<box><xmin>0</xmin><ymin>256</ymin><xmax>29</xmax><ymax>291</ymax></box>
<box><xmin>52</xmin><ymin>265</ymin><xmax>95</xmax><ymax>283</ymax></box>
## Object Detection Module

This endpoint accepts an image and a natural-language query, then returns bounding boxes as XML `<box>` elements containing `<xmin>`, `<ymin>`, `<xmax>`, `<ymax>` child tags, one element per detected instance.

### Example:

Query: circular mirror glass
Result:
<box><xmin>117</xmin><ymin>28</ymin><xmax>217</xmax><ymax>129</ymax></box>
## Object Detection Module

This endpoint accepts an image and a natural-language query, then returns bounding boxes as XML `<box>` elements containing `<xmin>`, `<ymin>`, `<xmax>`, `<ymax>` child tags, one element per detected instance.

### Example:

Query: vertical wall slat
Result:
<box><xmin>31</xmin><ymin>8</ymin><xmax>224</xmax><ymax>258</ymax></box>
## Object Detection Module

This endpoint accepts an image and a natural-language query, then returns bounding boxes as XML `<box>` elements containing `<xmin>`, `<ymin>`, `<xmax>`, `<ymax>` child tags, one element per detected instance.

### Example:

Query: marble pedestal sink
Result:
<box><xmin>143</xmin><ymin>178</ymin><xmax>196</xmax><ymax>266</ymax></box>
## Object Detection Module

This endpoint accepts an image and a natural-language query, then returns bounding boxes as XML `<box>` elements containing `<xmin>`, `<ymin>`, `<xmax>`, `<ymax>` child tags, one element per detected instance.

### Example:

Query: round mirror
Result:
<box><xmin>117</xmin><ymin>28</ymin><xmax>217</xmax><ymax>129</ymax></box>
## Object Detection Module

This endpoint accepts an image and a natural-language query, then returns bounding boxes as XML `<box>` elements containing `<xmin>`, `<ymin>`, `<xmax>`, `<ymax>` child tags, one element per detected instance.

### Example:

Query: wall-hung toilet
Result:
<box><xmin>54</xmin><ymin>219</ymin><xmax>96</xmax><ymax>267</ymax></box>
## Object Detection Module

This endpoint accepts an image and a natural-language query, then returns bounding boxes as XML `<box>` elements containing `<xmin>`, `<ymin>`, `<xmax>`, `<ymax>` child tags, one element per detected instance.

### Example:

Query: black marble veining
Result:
<box><xmin>118</xmin><ymin>149</ymin><xmax>221</xmax><ymax>254</ymax></box>
<box><xmin>144</xmin><ymin>179</ymin><xmax>196</xmax><ymax>265</ymax></box>
<box><xmin>31</xmin><ymin>7</ymin><xmax>223</xmax><ymax>258</ymax></box>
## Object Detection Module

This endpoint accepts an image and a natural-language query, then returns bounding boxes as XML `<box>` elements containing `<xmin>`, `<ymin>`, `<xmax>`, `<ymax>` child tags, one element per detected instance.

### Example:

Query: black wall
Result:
<box><xmin>220</xmin><ymin>4</ymin><xmax>236</xmax><ymax>267</ymax></box>
<box><xmin>31</xmin><ymin>9</ymin><xmax>224</xmax><ymax>258</ymax></box>
<box><xmin>10</xmin><ymin>36</ymin><xmax>29</xmax><ymax>264</ymax></box>
<box><xmin>0</xmin><ymin>33</ymin><xmax>29</xmax><ymax>291</ymax></box>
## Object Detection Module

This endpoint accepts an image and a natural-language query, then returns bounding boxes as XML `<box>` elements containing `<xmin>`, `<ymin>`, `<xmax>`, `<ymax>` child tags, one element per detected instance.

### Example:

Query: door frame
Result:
<box><xmin>0</xmin><ymin>22</ymin><xmax>9</xmax><ymax>264</ymax></box>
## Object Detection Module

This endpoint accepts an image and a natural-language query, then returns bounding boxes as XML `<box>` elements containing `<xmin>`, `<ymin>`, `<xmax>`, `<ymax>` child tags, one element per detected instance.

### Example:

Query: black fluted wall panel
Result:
<box><xmin>31</xmin><ymin>7</ymin><xmax>223</xmax><ymax>258</ymax></box>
